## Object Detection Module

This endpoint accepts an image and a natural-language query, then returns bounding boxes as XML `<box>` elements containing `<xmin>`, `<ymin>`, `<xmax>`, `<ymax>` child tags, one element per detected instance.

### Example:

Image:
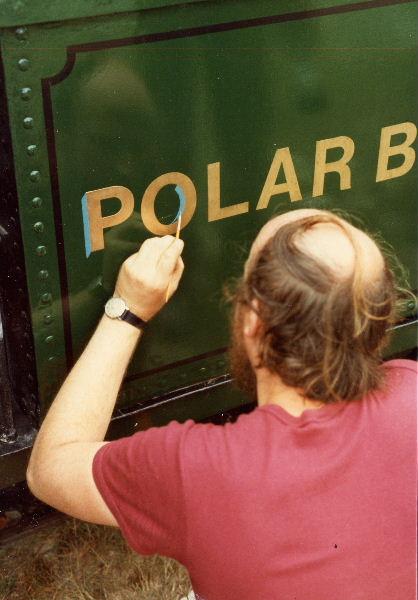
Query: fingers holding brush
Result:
<box><xmin>115</xmin><ymin>235</ymin><xmax>185</xmax><ymax>321</ymax></box>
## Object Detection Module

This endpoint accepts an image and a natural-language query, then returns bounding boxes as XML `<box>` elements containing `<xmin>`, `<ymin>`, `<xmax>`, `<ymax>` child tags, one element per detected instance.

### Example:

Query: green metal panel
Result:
<box><xmin>0</xmin><ymin>0</ymin><xmax>212</xmax><ymax>28</ymax></box>
<box><xmin>0</xmin><ymin>0</ymin><xmax>411</xmax><ymax>27</ymax></box>
<box><xmin>0</xmin><ymin>0</ymin><xmax>416</xmax><ymax>434</ymax></box>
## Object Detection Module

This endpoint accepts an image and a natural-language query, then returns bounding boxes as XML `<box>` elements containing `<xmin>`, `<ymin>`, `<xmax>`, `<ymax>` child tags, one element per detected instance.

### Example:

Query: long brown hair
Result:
<box><xmin>237</xmin><ymin>212</ymin><xmax>408</xmax><ymax>403</ymax></box>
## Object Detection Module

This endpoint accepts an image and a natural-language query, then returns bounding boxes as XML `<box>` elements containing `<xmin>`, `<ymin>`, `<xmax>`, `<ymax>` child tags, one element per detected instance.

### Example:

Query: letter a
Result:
<box><xmin>256</xmin><ymin>148</ymin><xmax>302</xmax><ymax>210</ymax></box>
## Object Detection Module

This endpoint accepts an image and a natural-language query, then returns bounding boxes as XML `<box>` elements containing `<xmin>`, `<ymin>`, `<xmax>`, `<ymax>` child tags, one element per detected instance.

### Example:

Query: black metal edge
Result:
<box><xmin>0</xmin><ymin>49</ymin><xmax>40</xmax><ymax>428</ymax></box>
<box><xmin>0</xmin><ymin>323</ymin><xmax>16</xmax><ymax>442</ymax></box>
<box><xmin>0</xmin><ymin>373</ymin><xmax>246</xmax><ymax>472</ymax></box>
<box><xmin>0</xmin><ymin>382</ymin><xmax>254</xmax><ymax>542</ymax></box>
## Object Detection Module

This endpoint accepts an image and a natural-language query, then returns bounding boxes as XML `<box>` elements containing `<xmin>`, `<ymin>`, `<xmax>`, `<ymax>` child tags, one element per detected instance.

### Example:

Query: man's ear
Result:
<box><xmin>243</xmin><ymin>299</ymin><xmax>262</xmax><ymax>338</ymax></box>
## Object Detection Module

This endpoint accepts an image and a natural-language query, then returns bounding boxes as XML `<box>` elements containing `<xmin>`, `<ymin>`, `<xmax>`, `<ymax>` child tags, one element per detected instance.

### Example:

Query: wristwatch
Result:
<box><xmin>104</xmin><ymin>297</ymin><xmax>147</xmax><ymax>330</ymax></box>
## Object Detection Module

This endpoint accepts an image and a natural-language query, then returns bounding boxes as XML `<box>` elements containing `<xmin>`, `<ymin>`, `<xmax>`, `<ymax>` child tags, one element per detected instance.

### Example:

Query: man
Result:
<box><xmin>27</xmin><ymin>208</ymin><xmax>416</xmax><ymax>600</ymax></box>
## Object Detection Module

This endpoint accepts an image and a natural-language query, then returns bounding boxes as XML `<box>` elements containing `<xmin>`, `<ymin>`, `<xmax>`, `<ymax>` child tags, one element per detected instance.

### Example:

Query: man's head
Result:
<box><xmin>230</xmin><ymin>209</ymin><xmax>400</xmax><ymax>403</ymax></box>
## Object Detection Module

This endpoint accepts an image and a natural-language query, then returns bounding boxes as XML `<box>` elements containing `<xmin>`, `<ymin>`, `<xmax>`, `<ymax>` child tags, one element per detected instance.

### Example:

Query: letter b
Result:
<box><xmin>376</xmin><ymin>122</ymin><xmax>417</xmax><ymax>183</ymax></box>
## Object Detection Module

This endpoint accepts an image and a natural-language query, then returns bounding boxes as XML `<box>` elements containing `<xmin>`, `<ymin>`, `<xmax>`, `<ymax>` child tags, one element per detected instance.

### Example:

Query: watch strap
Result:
<box><xmin>120</xmin><ymin>309</ymin><xmax>147</xmax><ymax>330</ymax></box>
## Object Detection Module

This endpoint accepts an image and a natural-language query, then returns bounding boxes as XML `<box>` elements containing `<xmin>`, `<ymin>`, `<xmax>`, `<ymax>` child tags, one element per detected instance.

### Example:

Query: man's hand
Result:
<box><xmin>114</xmin><ymin>235</ymin><xmax>185</xmax><ymax>322</ymax></box>
<box><xmin>27</xmin><ymin>234</ymin><xmax>185</xmax><ymax>526</ymax></box>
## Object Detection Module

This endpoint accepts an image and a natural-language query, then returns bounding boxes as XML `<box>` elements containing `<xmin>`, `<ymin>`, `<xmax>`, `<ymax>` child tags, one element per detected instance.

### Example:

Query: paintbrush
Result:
<box><xmin>165</xmin><ymin>188</ymin><xmax>184</xmax><ymax>302</ymax></box>
<box><xmin>175</xmin><ymin>212</ymin><xmax>182</xmax><ymax>241</ymax></box>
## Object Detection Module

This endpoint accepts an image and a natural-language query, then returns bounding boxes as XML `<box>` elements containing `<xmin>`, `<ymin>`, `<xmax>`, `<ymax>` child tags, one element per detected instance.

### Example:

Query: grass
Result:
<box><xmin>0</xmin><ymin>517</ymin><xmax>191</xmax><ymax>600</ymax></box>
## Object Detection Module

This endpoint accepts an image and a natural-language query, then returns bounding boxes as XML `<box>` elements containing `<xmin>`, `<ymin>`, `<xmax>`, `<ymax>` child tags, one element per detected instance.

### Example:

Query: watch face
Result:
<box><xmin>105</xmin><ymin>297</ymin><xmax>127</xmax><ymax>319</ymax></box>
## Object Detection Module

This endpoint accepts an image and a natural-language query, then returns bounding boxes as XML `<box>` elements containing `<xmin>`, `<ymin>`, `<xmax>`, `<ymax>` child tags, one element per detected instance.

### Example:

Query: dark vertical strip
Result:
<box><xmin>41</xmin><ymin>80</ymin><xmax>73</xmax><ymax>368</ymax></box>
<box><xmin>0</xmin><ymin>335</ymin><xmax>16</xmax><ymax>442</ymax></box>
<box><xmin>0</xmin><ymin>50</ymin><xmax>39</xmax><ymax>427</ymax></box>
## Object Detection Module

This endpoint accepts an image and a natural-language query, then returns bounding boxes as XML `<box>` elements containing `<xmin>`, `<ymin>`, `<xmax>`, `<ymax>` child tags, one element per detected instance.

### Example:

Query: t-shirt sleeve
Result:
<box><xmin>92</xmin><ymin>418</ymin><xmax>196</xmax><ymax>559</ymax></box>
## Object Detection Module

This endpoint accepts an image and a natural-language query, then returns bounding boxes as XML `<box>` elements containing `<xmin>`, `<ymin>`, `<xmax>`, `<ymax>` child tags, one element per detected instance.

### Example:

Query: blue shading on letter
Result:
<box><xmin>171</xmin><ymin>185</ymin><xmax>186</xmax><ymax>224</ymax></box>
<box><xmin>81</xmin><ymin>193</ymin><xmax>92</xmax><ymax>258</ymax></box>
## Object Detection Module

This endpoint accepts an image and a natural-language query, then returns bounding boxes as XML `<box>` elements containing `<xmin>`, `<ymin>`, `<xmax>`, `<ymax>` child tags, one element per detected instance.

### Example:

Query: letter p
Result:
<box><xmin>81</xmin><ymin>186</ymin><xmax>134</xmax><ymax>257</ymax></box>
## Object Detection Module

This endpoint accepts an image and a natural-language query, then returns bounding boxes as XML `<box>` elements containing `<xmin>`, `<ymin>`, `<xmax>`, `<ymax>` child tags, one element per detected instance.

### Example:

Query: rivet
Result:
<box><xmin>407</xmin><ymin>300</ymin><xmax>416</xmax><ymax>310</ymax></box>
<box><xmin>33</xmin><ymin>221</ymin><xmax>44</xmax><ymax>233</ymax></box>
<box><xmin>41</xmin><ymin>292</ymin><xmax>52</xmax><ymax>304</ymax></box>
<box><xmin>43</xmin><ymin>314</ymin><xmax>54</xmax><ymax>324</ymax></box>
<box><xmin>45</xmin><ymin>335</ymin><xmax>54</xmax><ymax>344</ymax></box>
<box><xmin>18</xmin><ymin>58</ymin><xmax>30</xmax><ymax>71</ymax></box>
<box><xmin>36</xmin><ymin>245</ymin><xmax>47</xmax><ymax>256</ymax></box>
<box><xmin>20</xmin><ymin>87</ymin><xmax>32</xmax><ymax>100</ymax></box>
<box><xmin>29</xmin><ymin>170</ymin><xmax>40</xmax><ymax>182</ymax></box>
<box><xmin>48</xmin><ymin>356</ymin><xmax>55</xmax><ymax>362</ymax></box>
<box><xmin>38</xmin><ymin>269</ymin><xmax>49</xmax><ymax>280</ymax></box>
<box><xmin>32</xmin><ymin>196</ymin><xmax>42</xmax><ymax>208</ymax></box>
<box><xmin>23</xmin><ymin>117</ymin><xmax>34</xmax><ymax>129</ymax></box>
<box><xmin>15</xmin><ymin>27</ymin><xmax>28</xmax><ymax>41</ymax></box>
<box><xmin>9</xmin><ymin>216</ymin><xmax>16</xmax><ymax>226</ymax></box>
<box><xmin>27</xmin><ymin>144</ymin><xmax>37</xmax><ymax>156</ymax></box>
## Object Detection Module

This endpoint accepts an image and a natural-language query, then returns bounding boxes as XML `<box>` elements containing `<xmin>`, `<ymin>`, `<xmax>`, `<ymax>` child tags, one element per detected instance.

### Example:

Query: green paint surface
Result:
<box><xmin>1</xmin><ymin>0</ymin><xmax>416</xmax><ymax>425</ymax></box>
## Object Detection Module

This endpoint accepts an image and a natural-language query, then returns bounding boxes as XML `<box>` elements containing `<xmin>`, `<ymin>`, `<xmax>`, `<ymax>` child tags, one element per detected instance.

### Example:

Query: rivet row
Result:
<box><xmin>17</xmin><ymin>29</ymin><xmax>56</xmax><ymax>350</ymax></box>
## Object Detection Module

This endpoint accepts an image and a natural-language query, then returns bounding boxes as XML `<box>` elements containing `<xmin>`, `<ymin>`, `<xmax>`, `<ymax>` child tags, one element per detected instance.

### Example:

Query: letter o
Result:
<box><xmin>141</xmin><ymin>172</ymin><xmax>197</xmax><ymax>235</ymax></box>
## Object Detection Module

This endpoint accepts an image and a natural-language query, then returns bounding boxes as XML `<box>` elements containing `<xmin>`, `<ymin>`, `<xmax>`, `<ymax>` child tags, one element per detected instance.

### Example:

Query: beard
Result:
<box><xmin>229</xmin><ymin>298</ymin><xmax>258</xmax><ymax>401</ymax></box>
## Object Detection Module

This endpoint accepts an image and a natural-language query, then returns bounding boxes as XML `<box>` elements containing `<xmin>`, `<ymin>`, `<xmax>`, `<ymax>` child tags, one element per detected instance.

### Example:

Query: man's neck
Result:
<box><xmin>256</xmin><ymin>369</ymin><xmax>325</xmax><ymax>417</ymax></box>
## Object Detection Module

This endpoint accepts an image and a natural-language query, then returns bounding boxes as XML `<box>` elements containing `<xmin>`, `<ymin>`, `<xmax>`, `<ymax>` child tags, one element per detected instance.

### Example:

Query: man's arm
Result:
<box><xmin>26</xmin><ymin>235</ymin><xmax>184</xmax><ymax>525</ymax></box>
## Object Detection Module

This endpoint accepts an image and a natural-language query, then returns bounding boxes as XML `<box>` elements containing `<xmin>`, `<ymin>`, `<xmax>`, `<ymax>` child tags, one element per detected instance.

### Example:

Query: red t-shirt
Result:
<box><xmin>92</xmin><ymin>359</ymin><xmax>417</xmax><ymax>600</ymax></box>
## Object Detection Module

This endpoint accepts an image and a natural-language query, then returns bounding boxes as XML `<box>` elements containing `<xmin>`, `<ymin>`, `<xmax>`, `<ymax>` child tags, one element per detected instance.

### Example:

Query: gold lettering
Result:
<box><xmin>86</xmin><ymin>186</ymin><xmax>134</xmax><ymax>253</ymax></box>
<box><xmin>376</xmin><ymin>122</ymin><xmax>417</xmax><ymax>182</ymax></box>
<box><xmin>141</xmin><ymin>172</ymin><xmax>197</xmax><ymax>235</ymax></box>
<box><xmin>208</xmin><ymin>162</ymin><xmax>249</xmax><ymax>221</ymax></box>
<box><xmin>312</xmin><ymin>136</ymin><xmax>355</xmax><ymax>198</ymax></box>
<box><xmin>256</xmin><ymin>148</ymin><xmax>302</xmax><ymax>210</ymax></box>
